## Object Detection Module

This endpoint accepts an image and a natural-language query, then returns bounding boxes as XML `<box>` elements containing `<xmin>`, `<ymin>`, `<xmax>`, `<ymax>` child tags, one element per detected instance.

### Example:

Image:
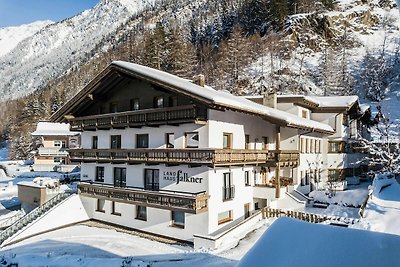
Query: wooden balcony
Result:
<box><xmin>267</xmin><ymin>150</ymin><xmax>300</xmax><ymax>167</ymax></box>
<box><xmin>79</xmin><ymin>182</ymin><xmax>208</xmax><ymax>214</ymax></box>
<box><xmin>69</xmin><ymin>105</ymin><xmax>207</xmax><ymax>131</ymax></box>
<box><xmin>70</xmin><ymin>148</ymin><xmax>283</xmax><ymax>167</ymax></box>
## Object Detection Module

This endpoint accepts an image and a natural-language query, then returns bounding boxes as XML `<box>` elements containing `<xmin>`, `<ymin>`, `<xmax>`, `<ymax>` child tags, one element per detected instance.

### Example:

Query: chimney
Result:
<box><xmin>193</xmin><ymin>74</ymin><xmax>205</xmax><ymax>87</ymax></box>
<box><xmin>263</xmin><ymin>92</ymin><xmax>277</xmax><ymax>109</ymax></box>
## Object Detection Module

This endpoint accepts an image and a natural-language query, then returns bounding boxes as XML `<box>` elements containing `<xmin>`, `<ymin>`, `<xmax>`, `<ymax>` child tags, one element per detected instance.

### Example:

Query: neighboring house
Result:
<box><xmin>31</xmin><ymin>121</ymin><xmax>80</xmax><ymax>172</ymax></box>
<box><xmin>49</xmin><ymin>61</ymin><xmax>366</xmax><ymax>244</ymax></box>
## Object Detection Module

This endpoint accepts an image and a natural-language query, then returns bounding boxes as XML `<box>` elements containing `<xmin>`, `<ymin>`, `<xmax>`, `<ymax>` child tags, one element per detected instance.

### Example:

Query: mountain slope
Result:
<box><xmin>0</xmin><ymin>21</ymin><xmax>52</xmax><ymax>57</ymax></box>
<box><xmin>0</xmin><ymin>0</ymin><xmax>156</xmax><ymax>100</ymax></box>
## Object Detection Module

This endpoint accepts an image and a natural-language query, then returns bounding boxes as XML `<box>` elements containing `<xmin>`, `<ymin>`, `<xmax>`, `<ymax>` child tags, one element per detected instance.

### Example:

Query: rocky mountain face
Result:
<box><xmin>1</xmin><ymin>0</ymin><xmax>400</xmax><ymax>159</ymax></box>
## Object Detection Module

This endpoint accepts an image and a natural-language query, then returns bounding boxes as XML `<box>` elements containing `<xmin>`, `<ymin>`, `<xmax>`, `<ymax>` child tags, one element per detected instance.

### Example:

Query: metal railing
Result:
<box><xmin>0</xmin><ymin>192</ymin><xmax>73</xmax><ymax>245</ymax></box>
<box><xmin>222</xmin><ymin>186</ymin><xmax>235</xmax><ymax>201</ymax></box>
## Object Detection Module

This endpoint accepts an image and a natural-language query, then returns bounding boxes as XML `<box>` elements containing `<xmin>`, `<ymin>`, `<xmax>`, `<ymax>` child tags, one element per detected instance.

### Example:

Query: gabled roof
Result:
<box><xmin>277</xmin><ymin>94</ymin><xmax>359</xmax><ymax>111</ymax></box>
<box><xmin>31</xmin><ymin>121</ymin><xmax>79</xmax><ymax>136</ymax></box>
<box><xmin>51</xmin><ymin>61</ymin><xmax>334</xmax><ymax>134</ymax></box>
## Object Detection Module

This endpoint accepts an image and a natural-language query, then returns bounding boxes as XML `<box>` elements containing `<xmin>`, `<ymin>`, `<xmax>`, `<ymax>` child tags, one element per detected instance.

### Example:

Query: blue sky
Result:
<box><xmin>0</xmin><ymin>0</ymin><xmax>100</xmax><ymax>27</ymax></box>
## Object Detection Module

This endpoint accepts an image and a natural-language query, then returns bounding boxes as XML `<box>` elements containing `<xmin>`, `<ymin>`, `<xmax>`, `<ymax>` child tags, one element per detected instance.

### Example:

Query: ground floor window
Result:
<box><xmin>136</xmin><ymin>206</ymin><xmax>147</xmax><ymax>221</ymax></box>
<box><xmin>171</xmin><ymin>211</ymin><xmax>185</xmax><ymax>228</ymax></box>
<box><xmin>218</xmin><ymin>210</ymin><xmax>233</xmax><ymax>225</ymax></box>
<box><xmin>111</xmin><ymin>201</ymin><xmax>121</xmax><ymax>216</ymax></box>
<box><xmin>328</xmin><ymin>169</ymin><xmax>345</xmax><ymax>181</ymax></box>
<box><xmin>96</xmin><ymin>199</ymin><xmax>105</xmax><ymax>212</ymax></box>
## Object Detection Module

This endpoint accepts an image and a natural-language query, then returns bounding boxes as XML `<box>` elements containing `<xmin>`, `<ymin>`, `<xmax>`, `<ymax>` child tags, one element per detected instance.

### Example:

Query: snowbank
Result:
<box><xmin>237</xmin><ymin>217</ymin><xmax>400</xmax><ymax>267</ymax></box>
<box><xmin>362</xmin><ymin>173</ymin><xmax>400</xmax><ymax>235</ymax></box>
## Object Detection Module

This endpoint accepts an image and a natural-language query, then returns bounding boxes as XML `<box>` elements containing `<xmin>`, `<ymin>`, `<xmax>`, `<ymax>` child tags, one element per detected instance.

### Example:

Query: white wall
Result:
<box><xmin>81</xmin><ymin>123</ymin><xmax>208</xmax><ymax>149</ymax></box>
<box><xmin>80</xmin><ymin>196</ymin><xmax>208</xmax><ymax>242</ymax></box>
<box><xmin>81</xmin><ymin>163</ymin><xmax>209</xmax><ymax>193</ymax></box>
<box><xmin>207</xmin><ymin>166</ymin><xmax>255</xmax><ymax>234</ymax></box>
<box><xmin>208</xmin><ymin>110</ymin><xmax>275</xmax><ymax>150</ymax></box>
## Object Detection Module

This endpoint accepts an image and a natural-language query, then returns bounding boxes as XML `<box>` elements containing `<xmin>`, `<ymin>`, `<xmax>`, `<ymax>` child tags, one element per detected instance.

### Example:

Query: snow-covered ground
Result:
<box><xmin>309</xmin><ymin>183</ymin><xmax>370</xmax><ymax>207</ymax></box>
<box><xmin>361</xmin><ymin>173</ymin><xmax>400</xmax><ymax>235</ymax></box>
<box><xmin>237</xmin><ymin>217</ymin><xmax>400</xmax><ymax>267</ymax></box>
<box><xmin>0</xmin><ymin>219</ymin><xmax>275</xmax><ymax>267</ymax></box>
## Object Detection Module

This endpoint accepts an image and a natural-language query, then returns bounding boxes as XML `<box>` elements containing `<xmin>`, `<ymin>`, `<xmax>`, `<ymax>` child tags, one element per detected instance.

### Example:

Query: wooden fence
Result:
<box><xmin>261</xmin><ymin>207</ymin><xmax>358</xmax><ymax>225</ymax></box>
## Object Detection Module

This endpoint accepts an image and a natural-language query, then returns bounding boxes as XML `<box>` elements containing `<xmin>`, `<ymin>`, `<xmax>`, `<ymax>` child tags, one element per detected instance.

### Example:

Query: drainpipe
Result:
<box><xmin>275</xmin><ymin>125</ymin><xmax>281</xmax><ymax>199</ymax></box>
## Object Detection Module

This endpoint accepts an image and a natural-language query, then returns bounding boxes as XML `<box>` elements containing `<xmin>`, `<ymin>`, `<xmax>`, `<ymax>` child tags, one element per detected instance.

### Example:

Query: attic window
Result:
<box><xmin>302</xmin><ymin>110</ymin><xmax>308</xmax><ymax>119</ymax></box>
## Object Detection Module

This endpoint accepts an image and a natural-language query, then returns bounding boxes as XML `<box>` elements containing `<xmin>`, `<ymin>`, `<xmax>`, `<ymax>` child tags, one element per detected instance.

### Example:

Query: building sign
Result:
<box><xmin>163</xmin><ymin>170</ymin><xmax>203</xmax><ymax>184</ymax></box>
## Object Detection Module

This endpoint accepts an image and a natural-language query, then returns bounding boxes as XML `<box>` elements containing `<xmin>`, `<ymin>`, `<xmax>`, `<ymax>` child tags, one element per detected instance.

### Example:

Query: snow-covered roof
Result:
<box><xmin>277</xmin><ymin>94</ymin><xmax>359</xmax><ymax>109</ymax></box>
<box><xmin>111</xmin><ymin>62</ymin><xmax>334</xmax><ymax>133</ymax></box>
<box><xmin>237</xmin><ymin>217</ymin><xmax>400</xmax><ymax>267</ymax></box>
<box><xmin>31</xmin><ymin>122</ymin><xmax>79</xmax><ymax>136</ymax></box>
<box><xmin>359</xmin><ymin>103</ymin><xmax>370</xmax><ymax>114</ymax></box>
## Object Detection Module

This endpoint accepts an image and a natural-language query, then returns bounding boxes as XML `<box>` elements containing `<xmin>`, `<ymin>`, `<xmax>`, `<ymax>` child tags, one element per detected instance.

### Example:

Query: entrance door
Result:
<box><xmin>114</xmin><ymin>167</ymin><xmax>126</xmax><ymax>187</ymax></box>
<box><xmin>244</xmin><ymin>203</ymin><xmax>250</xmax><ymax>219</ymax></box>
<box><xmin>261</xmin><ymin>168</ymin><xmax>267</xmax><ymax>185</ymax></box>
<box><xmin>144</xmin><ymin>169</ymin><xmax>159</xmax><ymax>191</ymax></box>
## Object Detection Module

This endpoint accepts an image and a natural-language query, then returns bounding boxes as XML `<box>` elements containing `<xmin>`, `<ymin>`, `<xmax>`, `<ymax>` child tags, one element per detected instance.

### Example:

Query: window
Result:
<box><xmin>112</xmin><ymin>201</ymin><xmax>121</xmax><ymax>216</ymax></box>
<box><xmin>245</xmin><ymin>171</ymin><xmax>250</xmax><ymax>186</ymax></box>
<box><xmin>95</xmin><ymin>166</ymin><xmax>105</xmax><ymax>182</ymax></box>
<box><xmin>92</xmin><ymin>136</ymin><xmax>98</xmax><ymax>149</ymax></box>
<box><xmin>185</xmin><ymin>132</ymin><xmax>199</xmax><ymax>148</ymax></box>
<box><xmin>54</xmin><ymin>157</ymin><xmax>64</xmax><ymax>164</ymax></box>
<box><xmin>245</xmin><ymin>134</ymin><xmax>250</xmax><ymax>149</ymax></box>
<box><xmin>343</xmin><ymin>113</ymin><xmax>348</xmax><ymax>126</ymax></box>
<box><xmin>300</xmin><ymin>138</ymin><xmax>304</xmax><ymax>153</ymax></box>
<box><xmin>171</xmin><ymin>211</ymin><xmax>185</xmax><ymax>228</ymax></box>
<box><xmin>310</xmin><ymin>139</ymin><xmax>314</xmax><ymax>153</ymax></box>
<box><xmin>305</xmin><ymin>171</ymin><xmax>310</xmax><ymax>185</ymax></box>
<box><xmin>328</xmin><ymin>169</ymin><xmax>345</xmax><ymax>181</ymax></box>
<box><xmin>144</xmin><ymin>169</ymin><xmax>159</xmax><ymax>191</ymax></box>
<box><xmin>223</xmin><ymin>173</ymin><xmax>234</xmax><ymax>201</ymax></box>
<box><xmin>54</xmin><ymin>140</ymin><xmax>66</xmax><ymax>148</ymax></box>
<box><xmin>315</xmin><ymin>140</ymin><xmax>318</xmax><ymax>153</ymax></box>
<box><xmin>300</xmin><ymin>171</ymin><xmax>305</xmax><ymax>186</ymax></box>
<box><xmin>113</xmin><ymin>167</ymin><xmax>126</xmax><ymax>188</ymax></box>
<box><xmin>154</xmin><ymin>96</ymin><xmax>164</xmax><ymax>108</ymax></box>
<box><xmin>166</xmin><ymin>133</ymin><xmax>174</xmax><ymax>148</ymax></box>
<box><xmin>130</xmin><ymin>98</ymin><xmax>140</xmax><ymax>110</ymax></box>
<box><xmin>218</xmin><ymin>210</ymin><xmax>233</xmax><ymax>225</ymax></box>
<box><xmin>137</xmin><ymin>134</ymin><xmax>149</xmax><ymax>148</ymax></box>
<box><xmin>328</xmin><ymin>141</ymin><xmax>345</xmax><ymax>153</ymax></box>
<box><xmin>223</xmin><ymin>133</ymin><xmax>232</xmax><ymax>149</ymax></box>
<box><xmin>304</xmin><ymin>139</ymin><xmax>308</xmax><ymax>153</ymax></box>
<box><xmin>262</xmin><ymin>137</ymin><xmax>269</xmax><ymax>150</ymax></box>
<box><xmin>169</xmin><ymin>96</ymin><xmax>178</xmax><ymax>107</ymax></box>
<box><xmin>302</xmin><ymin>110</ymin><xmax>308</xmax><ymax>119</ymax></box>
<box><xmin>110</xmin><ymin>135</ymin><xmax>121</xmax><ymax>149</ymax></box>
<box><xmin>110</xmin><ymin>102</ymin><xmax>118</xmax><ymax>113</ymax></box>
<box><xmin>136</xmin><ymin>206</ymin><xmax>147</xmax><ymax>221</ymax></box>
<box><xmin>96</xmin><ymin>199</ymin><xmax>105</xmax><ymax>212</ymax></box>
<box><xmin>318</xmin><ymin>140</ymin><xmax>322</xmax><ymax>153</ymax></box>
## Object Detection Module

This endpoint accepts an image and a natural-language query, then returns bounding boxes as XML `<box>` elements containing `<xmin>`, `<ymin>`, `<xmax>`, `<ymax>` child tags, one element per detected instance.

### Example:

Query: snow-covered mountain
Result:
<box><xmin>0</xmin><ymin>0</ymin><xmax>156</xmax><ymax>100</ymax></box>
<box><xmin>0</xmin><ymin>21</ymin><xmax>53</xmax><ymax>57</ymax></box>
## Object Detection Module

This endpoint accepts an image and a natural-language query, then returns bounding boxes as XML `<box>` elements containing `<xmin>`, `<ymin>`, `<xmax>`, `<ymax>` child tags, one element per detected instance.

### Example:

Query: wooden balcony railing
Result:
<box><xmin>69</xmin><ymin>148</ymin><xmax>286</xmax><ymax>167</ymax></box>
<box><xmin>69</xmin><ymin>105</ymin><xmax>207</xmax><ymax>131</ymax></box>
<box><xmin>79</xmin><ymin>182</ymin><xmax>208</xmax><ymax>214</ymax></box>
